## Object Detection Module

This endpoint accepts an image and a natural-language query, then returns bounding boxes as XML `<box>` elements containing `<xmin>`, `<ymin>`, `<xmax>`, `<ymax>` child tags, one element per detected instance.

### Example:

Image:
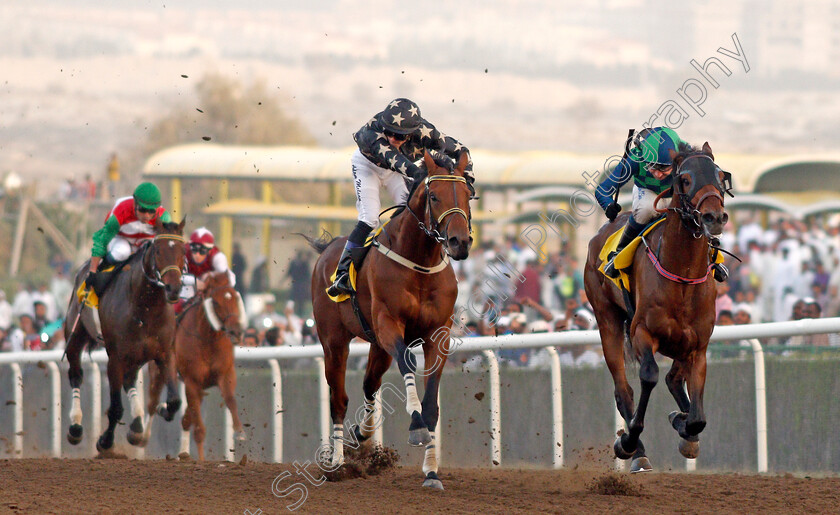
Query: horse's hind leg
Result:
<box><xmin>219</xmin><ymin>368</ymin><xmax>246</xmax><ymax>440</ymax></box>
<box><xmin>97</xmin><ymin>360</ymin><xmax>125</xmax><ymax>453</ymax></box>
<box><xmin>351</xmin><ymin>343</ymin><xmax>392</xmax><ymax>444</ymax></box>
<box><xmin>123</xmin><ymin>368</ymin><xmax>147</xmax><ymax>447</ymax></box>
<box><xmin>65</xmin><ymin>333</ymin><xmax>87</xmax><ymax>445</ymax></box>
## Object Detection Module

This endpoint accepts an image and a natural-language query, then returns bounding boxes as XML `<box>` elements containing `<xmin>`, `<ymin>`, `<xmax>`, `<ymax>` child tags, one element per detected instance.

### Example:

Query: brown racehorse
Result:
<box><xmin>164</xmin><ymin>271</ymin><xmax>247</xmax><ymax>460</ymax></box>
<box><xmin>64</xmin><ymin>219</ymin><xmax>186</xmax><ymax>452</ymax></box>
<box><xmin>584</xmin><ymin>143</ymin><xmax>732</xmax><ymax>472</ymax></box>
<box><xmin>305</xmin><ymin>151</ymin><xmax>472</xmax><ymax>490</ymax></box>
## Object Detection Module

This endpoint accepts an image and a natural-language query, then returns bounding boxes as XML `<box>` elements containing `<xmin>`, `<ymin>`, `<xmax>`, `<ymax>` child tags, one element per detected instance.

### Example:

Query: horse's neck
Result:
<box><xmin>131</xmin><ymin>246</ymin><xmax>163</xmax><ymax>301</ymax></box>
<box><xmin>657</xmin><ymin>212</ymin><xmax>709</xmax><ymax>274</ymax></box>
<box><xmin>387</xmin><ymin>202</ymin><xmax>445</xmax><ymax>269</ymax></box>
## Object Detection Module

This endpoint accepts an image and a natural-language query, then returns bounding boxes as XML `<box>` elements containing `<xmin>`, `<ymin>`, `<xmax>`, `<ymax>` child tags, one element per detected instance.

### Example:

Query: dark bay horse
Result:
<box><xmin>306</xmin><ymin>151</ymin><xmax>472</xmax><ymax>490</ymax></box>
<box><xmin>164</xmin><ymin>271</ymin><xmax>247</xmax><ymax>460</ymax></box>
<box><xmin>584</xmin><ymin>143</ymin><xmax>732</xmax><ymax>472</ymax></box>
<box><xmin>64</xmin><ymin>219</ymin><xmax>186</xmax><ymax>452</ymax></box>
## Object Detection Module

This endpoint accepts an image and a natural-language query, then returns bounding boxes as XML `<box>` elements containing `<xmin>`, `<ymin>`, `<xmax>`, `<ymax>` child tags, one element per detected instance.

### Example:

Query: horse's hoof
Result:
<box><xmin>167</xmin><ymin>399</ymin><xmax>181</xmax><ymax>415</ymax></box>
<box><xmin>67</xmin><ymin>424</ymin><xmax>84</xmax><ymax>445</ymax></box>
<box><xmin>126</xmin><ymin>431</ymin><xmax>146</xmax><ymax>447</ymax></box>
<box><xmin>613</xmin><ymin>435</ymin><xmax>633</xmax><ymax>460</ymax></box>
<box><xmin>408</xmin><ymin>427</ymin><xmax>432</xmax><ymax>447</ymax></box>
<box><xmin>129</xmin><ymin>416</ymin><xmax>144</xmax><ymax>434</ymax></box>
<box><xmin>178</xmin><ymin>452</ymin><xmax>192</xmax><ymax>461</ymax></box>
<box><xmin>679</xmin><ymin>438</ymin><xmax>700</xmax><ymax>459</ymax></box>
<box><xmin>422</xmin><ymin>472</ymin><xmax>444</xmax><ymax>490</ymax></box>
<box><xmin>96</xmin><ymin>435</ymin><xmax>113</xmax><ymax>453</ymax></box>
<box><xmin>630</xmin><ymin>456</ymin><xmax>653</xmax><ymax>473</ymax></box>
<box><xmin>234</xmin><ymin>431</ymin><xmax>247</xmax><ymax>442</ymax></box>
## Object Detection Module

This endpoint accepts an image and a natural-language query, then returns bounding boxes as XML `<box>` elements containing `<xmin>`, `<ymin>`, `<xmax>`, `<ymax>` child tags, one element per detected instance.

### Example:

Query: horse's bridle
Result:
<box><xmin>143</xmin><ymin>233</ymin><xmax>186</xmax><ymax>288</ymax></box>
<box><xmin>656</xmin><ymin>154</ymin><xmax>733</xmax><ymax>238</ymax></box>
<box><xmin>406</xmin><ymin>174</ymin><xmax>472</xmax><ymax>248</ymax></box>
<box><xmin>201</xmin><ymin>285</ymin><xmax>246</xmax><ymax>337</ymax></box>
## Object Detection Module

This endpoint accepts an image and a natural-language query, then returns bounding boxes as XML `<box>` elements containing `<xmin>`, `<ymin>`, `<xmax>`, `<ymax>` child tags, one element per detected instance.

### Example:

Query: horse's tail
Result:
<box><xmin>297</xmin><ymin>230</ymin><xmax>338</xmax><ymax>255</ymax></box>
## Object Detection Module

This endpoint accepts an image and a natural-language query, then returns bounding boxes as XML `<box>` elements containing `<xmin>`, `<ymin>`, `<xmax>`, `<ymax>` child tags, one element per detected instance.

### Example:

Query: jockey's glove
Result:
<box><xmin>84</xmin><ymin>271</ymin><xmax>98</xmax><ymax>290</ymax></box>
<box><xmin>605</xmin><ymin>202</ymin><xmax>622</xmax><ymax>222</ymax></box>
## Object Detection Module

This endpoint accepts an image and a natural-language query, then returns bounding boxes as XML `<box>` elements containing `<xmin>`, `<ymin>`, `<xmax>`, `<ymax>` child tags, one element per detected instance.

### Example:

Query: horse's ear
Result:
<box><xmin>153</xmin><ymin>218</ymin><xmax>163</xmax><ymax>231</ymax></box>
<box><xmin>669</xmin><ymin>148</ymin><xmax>681</xmax><ymax>166</ymax></box>
<box><xmin>456</xmin><ymin>150</ymin><xmax>469</xmax><ymax>173</ymax></box>
<box><xmin>702</xmin><ymin>141</ymin><xmax>714</xmax><ymax>160</ymax></box>
<box><xmin>423</xmin><ymin>150</ymin><xmax>435</xmax><ymax>173</ymax></box>
<box><xmin>178</xmin><ymin>217</ymin><xmax>187</xmax><ymax>234</ymax></box>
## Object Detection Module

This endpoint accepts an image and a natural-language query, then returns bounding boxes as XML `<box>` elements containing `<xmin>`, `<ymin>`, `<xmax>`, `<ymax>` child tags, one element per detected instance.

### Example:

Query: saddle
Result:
<box><xmin>598</xmin><ymin>218</ymin><xmax>666</xmax><ymax>291</ymax></box>
<box><xmin>75</xmin><ymin>260</ymin><xmax>131</xmax><ymax>309</ymax></box>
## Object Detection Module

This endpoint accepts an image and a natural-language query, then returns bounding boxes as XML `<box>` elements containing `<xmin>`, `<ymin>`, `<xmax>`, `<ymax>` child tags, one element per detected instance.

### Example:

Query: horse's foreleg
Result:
<box><xmin>161</xmin><ymin>348</ymin><xmax>182</xmax><ymax>420</ymax></box>
<box><xmin>393</xmin><ymin>338</ymin><xmax>431</xmax><ymax>448</ymax></box>
<box><xmin>665</xmin><ymin>360</ymin><xmax>691</xmax><ymax>413</ymax></box>
<box><xmin>419</xmin><ymin>342</ymin><xmax>445</xmax><ymax>490</ymax></box>
<box><xmin>66</xmin><ymin>335</ymin><xmax>86</xmax><ymax>445</ymax></box>
<box><xmin>219</xmin><ymin>369</ymin><xmax>245</xmax><ymax>440</ymax></box>
<box><xmin>354</xmin><ymin>343</ymin><xmax>392</xmax><ymax>443</ymax></box>
<box><xmin>183</xmin><ymin>381</ymin><xmax>206</xmax><ymax>460</ymax></box>
<box><xmin>123</xmin><ymin>369</ymin><xmax>146</xmax><ymax>446</ymax></box>
<box><xmin>685</xmin><ymin>351</ymin><xmax>707</xmax><ymax>436</ymax></box>
<box><xmin>97</xmin><ymin>360</ymin><xmax>124</xmax><ymax>453</ymax></box>
<box><xmin>323</xmin><ymin>340</ymin><xmax>350</xmax><ymax>467</ymax></box>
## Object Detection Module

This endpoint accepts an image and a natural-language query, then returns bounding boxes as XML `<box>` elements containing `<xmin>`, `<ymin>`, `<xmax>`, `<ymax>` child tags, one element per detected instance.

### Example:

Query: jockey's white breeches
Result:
<box><xmin>106</xmin><ymin>236</ymin><xmax>135</xmax><ymax>262</ymax></box>
<box><xmin>352</xmin><ymin>149</ymin><xmax>409</xmax><ymax>228</ymax></box>
<box><xmin>631</xmin><ymin>185</ymin><xmax>660</xmax><ymax>224</ymax></box>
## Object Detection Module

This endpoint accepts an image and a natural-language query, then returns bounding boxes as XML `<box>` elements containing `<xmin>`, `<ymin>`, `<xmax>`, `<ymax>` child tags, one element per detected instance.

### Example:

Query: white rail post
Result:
<box><xmin>47</xmin><ymin>362</ymin><xmax>61</xmax><ymax>458</ymax></box>
<box><xmin>178</xmin><ymin>381</ymin><xmax>189</xmax><ymax>457</ymax></box>
<box><xmin>482</xmin><ymin>350</ymin><xmax>501</xmax><ymax>467</ymax></box>
<box><xmin>135</xmin><ymin>367</ymin><xmax>146</xmax><ymax>460</ymax></box>
<box><xmin>614</xmin><ymin>407</ymin><xmax>625</xmax><ymax>471</ymax></box>
<box><xmin>86</xmin><ymin>361</ymin><xmax>102</xmax><ymax>456</ymax></box>
<box><xmin>224</xmin><ymin>400</ymin><xmax>234</xmax><ymax>462</ymax></box>
<box><xmin>10</xmin><ymin>363</ymin><xmax>23</xmax><ymax>458</ymax></box>
<box><xmin>372</xmin><ymin>391</ymin><xmax>384</xmax><ymax>446</ymax></box>
<box><xmin>268</xmin><ymin>359</ymin><xmax>283</xmax><ymax>463</ymax></box>
<box><xmin>545</xmin><ymin>346</ymin><xmax>564</xmax><ymax>469</ymax></box>
<box><xmin>750</xmin><ymin>338</ymin><xmax>768</xmax><ymax>473</ymax></box>
<box><xmin>315</xmin><ymin>357</ymin><xmax>330</xmax><ymax>447</ymax></box>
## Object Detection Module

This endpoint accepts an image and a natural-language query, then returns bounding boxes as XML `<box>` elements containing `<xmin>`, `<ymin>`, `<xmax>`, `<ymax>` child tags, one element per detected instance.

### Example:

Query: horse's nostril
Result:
<box><xmin>448</xmin><ymin>236</ymin><xmax>459</xmax><ymax>247</ymax></box>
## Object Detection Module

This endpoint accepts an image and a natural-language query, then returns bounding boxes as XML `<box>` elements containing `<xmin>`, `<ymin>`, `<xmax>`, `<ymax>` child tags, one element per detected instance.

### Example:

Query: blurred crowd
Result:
<box><xmin>3</xmin><ymin>211</ymin><xmax>840</xmax><ymax>365</ymax></box>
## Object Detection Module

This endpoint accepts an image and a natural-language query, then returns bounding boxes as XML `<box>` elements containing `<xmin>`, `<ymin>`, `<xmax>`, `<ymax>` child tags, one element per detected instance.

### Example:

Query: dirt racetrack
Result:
<box><xmin>2</xmin><ymin>458</ymin><xmax>840</xmax><ymax>514</ymax></box>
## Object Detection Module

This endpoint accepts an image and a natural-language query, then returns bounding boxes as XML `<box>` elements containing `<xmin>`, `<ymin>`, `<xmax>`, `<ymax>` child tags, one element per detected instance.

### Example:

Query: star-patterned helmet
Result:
<box><xmin>379</xmin><ymin>98</ymin><xmax>422</xmax><ymax>135</ymax></box>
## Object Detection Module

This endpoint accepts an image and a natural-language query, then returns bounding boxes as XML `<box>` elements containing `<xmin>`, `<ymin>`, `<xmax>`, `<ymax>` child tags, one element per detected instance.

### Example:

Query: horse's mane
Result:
<box><xmin>391</xmin><ymin>154</ymin><xmax>456</xmax><ymax>218</ymax></box>
<box><xmin>673</xmin><ymin>142</ymin><xmax>703</xmax><ymax>162</ymax></box>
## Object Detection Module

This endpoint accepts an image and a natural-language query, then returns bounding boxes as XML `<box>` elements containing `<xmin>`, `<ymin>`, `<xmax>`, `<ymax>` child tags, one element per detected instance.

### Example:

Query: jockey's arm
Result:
<box><xmin>89</xmin><ymin>214</ymin><xmax>121</xmax><ymax>272</ymax></box>
<box><xmin>354</xmin><ymin>127</ymin><xmax>421</xmax><ymax>178</ymax></box>
<box><xmin>594</xmin><ymin>156</ymin><xmax>638</xmax><ymax>211</ymax></box>
<box><xmin>424</xmin><ymin>123</ymin><xmax>474</xmax><ymax>176</ymax></box>
<box><xmin>158</xmin><ymin>210</ymin><xmax>173</xmax><ymax>223</ymax></box>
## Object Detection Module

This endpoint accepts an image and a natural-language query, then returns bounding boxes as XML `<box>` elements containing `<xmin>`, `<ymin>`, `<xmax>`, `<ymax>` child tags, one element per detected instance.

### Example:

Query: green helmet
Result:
<box><xmin>133</xmin><ymin>182</ymin><xmax>162</xmax><ymax>210</ymax></box>
<box><xmin>631</xmin><ymin>127</ymin><xmax>685</xmax><ymax>166</ymax></box>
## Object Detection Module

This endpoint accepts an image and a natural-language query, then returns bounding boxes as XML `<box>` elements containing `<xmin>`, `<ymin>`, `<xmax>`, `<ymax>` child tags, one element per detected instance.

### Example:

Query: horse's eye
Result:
<box><xmin>429</xmin><ymin>192</ymin><xmax>439</xmax><ymax>202</ymax></box>
<box><xmin>682</xmin><ymin>176</ymin><xmax>691</xmax><ymax>187</ymax></box>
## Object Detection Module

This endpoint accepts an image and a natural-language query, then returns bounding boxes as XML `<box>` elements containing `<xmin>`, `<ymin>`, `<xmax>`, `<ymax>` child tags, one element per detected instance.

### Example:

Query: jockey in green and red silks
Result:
<box><xmin>87</xmin><ymin>182</ymin><xmax>172</xmax><ymax>283</ymax></box>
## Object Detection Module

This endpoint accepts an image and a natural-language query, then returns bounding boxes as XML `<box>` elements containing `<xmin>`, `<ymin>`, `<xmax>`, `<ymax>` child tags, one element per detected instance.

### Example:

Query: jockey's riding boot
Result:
<box><xmin>604</xmin><ymin>218</ymin><xmax>645</xmax><ymax>279</ymax></box>
<box><xmin>327</xmin><ymin>242</ymin><xmax>357</xmax><ymax>297</ymax></box>
<box><xmin>712</xmin><ymin>263</ymin><xmax>729</xmax><ymax>282</ymax></box>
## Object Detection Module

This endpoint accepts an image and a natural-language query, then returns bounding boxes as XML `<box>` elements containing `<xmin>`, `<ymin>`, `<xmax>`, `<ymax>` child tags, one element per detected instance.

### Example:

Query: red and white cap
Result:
<box><xmin>189</xmin><ymin>227</ymin><xmax>215</xmax><ymax>248</ymax></box>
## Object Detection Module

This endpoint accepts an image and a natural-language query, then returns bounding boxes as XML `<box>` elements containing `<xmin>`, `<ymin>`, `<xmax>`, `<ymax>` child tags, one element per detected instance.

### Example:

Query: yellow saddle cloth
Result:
<box><xmin>74</xmin><ymin>265</ymin><xmax>117</xmax><ymax>309</ymax></box>
<box><xmin>598</xmin><ymin>218</ymin><xmax>723</xmax><ymax>290</ymax></box>
<box><xmin>326</xmin><ymin>223</ymin><xmax>387</xmax><ymax>303</ymax></box>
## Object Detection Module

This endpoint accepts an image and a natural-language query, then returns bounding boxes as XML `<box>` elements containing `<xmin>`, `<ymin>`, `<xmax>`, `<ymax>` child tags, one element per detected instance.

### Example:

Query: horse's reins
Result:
<box><xmin>645</xmin><ymin>153</ymin><xmax>738</xmax><ymax>284</ymax></box>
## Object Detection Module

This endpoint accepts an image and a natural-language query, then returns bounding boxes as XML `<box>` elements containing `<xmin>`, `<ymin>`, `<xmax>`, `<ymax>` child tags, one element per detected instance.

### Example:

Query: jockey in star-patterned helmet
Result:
<box><xmin>595</xmin><ymin>127</ymin><xmax>727</xmax><ymax>282</ymax></box>
<box><xmin>327</xmin><ymin>98</ymin><xmax>474</xmax><ymax>297</ymax></box>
